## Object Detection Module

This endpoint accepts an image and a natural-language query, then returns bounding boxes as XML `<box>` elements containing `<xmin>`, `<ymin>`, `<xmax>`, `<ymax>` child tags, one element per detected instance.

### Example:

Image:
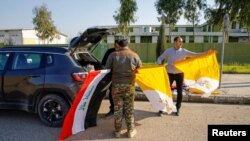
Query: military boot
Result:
<box><xmin>128</xmin><ymin>129</ymin><xmax>137</xmax><ymax>138</ymax></box>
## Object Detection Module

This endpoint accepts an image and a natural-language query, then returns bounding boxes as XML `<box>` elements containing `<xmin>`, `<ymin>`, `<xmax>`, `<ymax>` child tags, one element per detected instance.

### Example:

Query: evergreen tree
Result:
<box><xmin>155</xmin><ymin>0</ymin><xmax>184</xmax><ymax>41</ymax></box>
<box><xmin>113</xmin><ymin>0</ymin><xmax>138</xmax><ymax>38</ymax></box>
<box><xmin>32</xmin><ymin>4</ymin><xmax>57</xmax><ymax>44</ymax></box>
<box><xmin>184</xmin><ymin>0</ymin><xmax>207</xmax><ymax>40</ymax></box>
<box><xmin>205</xmin><ymin>0</ymin><xmax>250</xmax><ymax>42</ymax></box>
<box><xmin>156</xmin><ymin>16</ymin><xmax>167</xmax><ymax>59</ymax></box>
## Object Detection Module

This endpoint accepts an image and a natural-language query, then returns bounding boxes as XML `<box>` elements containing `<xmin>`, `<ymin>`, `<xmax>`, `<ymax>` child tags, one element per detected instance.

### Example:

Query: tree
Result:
<box><xmin>184</xmin><ymin>0</ymin><xmax>206</xmax><ymax>41</ymax></box>
<box><xmin>155</xmin><ymin>0</ymin><xmax>184</xmax><ymax>42</ymax></box>
<box><xmin>156</xmin><ymin>16</ymin><xmax>167</xmax><ymax>58</ymax></box>
<box><xmin>113</xmin><ymin>0</ymin><xmax>137</xmax><ymax>38</ymax></box>
<box><xmin>205</xmin><ymin>0</ymin><xmax>250</xmax><ymax>42</ymax></box>
<box><xmin>32</xmin><ymin>4</ymin><xmax>57</xmax><ymax>44</ymax></box>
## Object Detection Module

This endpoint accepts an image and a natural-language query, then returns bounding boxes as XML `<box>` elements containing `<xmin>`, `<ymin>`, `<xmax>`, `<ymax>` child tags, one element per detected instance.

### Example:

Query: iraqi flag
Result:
<box><xmin>174</xmin><ymin>50</ymin><xmax>219</xmax><ymax>95</ymax></box>
<box><xmin>59</xmin><ymin>70</ymin><xmax>111</xmax><ymax>140</ymax></box>
<box><xmin>136</xmin><ymin>66</ymin><xmax>176</xmax><ymax>114</ymax></box>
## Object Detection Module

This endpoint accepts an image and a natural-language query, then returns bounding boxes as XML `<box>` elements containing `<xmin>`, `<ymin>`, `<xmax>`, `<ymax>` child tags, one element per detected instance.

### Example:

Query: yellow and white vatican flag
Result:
<box><xmin>174</xmin><ymin>50</ymin><xmax>220</xmax><ymax>95</ymax></box>
<box><xmin>136</xmin><ymin>66</ymin><xmax>176</xmax><ymax>114</ymax></box>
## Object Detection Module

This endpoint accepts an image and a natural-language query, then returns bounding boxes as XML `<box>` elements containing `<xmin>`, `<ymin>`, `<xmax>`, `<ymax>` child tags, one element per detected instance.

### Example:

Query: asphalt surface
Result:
<box><xmin>1</xmin><ymin>101</ymin><xmax>249</xmax><ymax>141</ymax></box>
<box><xmin>66</xmin><ymin>100</ymin><xmax>250</xmax><ymax>141</ymax></box>
<box><xmin>65</xmin><ymin>74</ymin><xmax>250</xmax><ymax>141</ymax></box>
<box><xmin>0</xmin><ymin>74</ymin><xmax>249</xmax><ymax>141</ymax></box>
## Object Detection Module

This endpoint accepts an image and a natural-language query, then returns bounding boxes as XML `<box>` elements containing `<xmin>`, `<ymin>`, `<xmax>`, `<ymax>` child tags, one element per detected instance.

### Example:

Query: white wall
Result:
<box><xmin>0</xmin><ymin>30</ymin><xmax>23</xmax><ymax>45</ymax></box>
<box><xmin>152</xmin><ymin>36</ymin><xmax>158</xmax><ymax>43</ymax></box>
<box><xmin>194</xmin><ymin>36</ymin><xmax>204</xmax><ymax>43</ymax></box>
<box><xmin>135</xmin><ymin>36</ymin><xmax>140</xmax><ymax>43</ymax></box>
<box><xmin>0</xmin><ymin>29</ymin><xmax>67</xmax><ymax>45</ymax></box>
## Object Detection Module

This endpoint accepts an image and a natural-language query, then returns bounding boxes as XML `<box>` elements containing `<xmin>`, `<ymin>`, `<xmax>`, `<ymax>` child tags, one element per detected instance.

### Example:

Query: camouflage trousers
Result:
<box><xmin>111</xmin><ymin>83</ymin><xmax>135</xmax><ymax>132</ymax></box>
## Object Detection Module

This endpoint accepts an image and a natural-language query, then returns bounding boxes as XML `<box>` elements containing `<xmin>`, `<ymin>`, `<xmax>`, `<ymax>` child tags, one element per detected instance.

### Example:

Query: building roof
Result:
<box><xmin>0</xmin><ymin>29</ymin><xmax>67</xmax><ymax>37</ymax></box>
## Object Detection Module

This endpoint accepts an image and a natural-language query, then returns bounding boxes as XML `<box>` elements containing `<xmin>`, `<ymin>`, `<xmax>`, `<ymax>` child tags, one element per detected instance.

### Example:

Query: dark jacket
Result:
<box><xmin>101</xmin><ymin>48</ymin><xmax>116</xmax><ymax>66</ymax></box>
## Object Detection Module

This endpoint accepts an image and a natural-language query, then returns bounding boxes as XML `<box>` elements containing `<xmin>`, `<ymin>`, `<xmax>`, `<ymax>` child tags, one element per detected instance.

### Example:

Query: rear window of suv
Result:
<box><xmin>12</xmin><ymin>53</ymin><xmax>42</xmax><ymax>70</ymax></box>
<box><xmin>0</xmin><ymin>53</ymin><xmax>10</xmax><ymax>70</ymax></box>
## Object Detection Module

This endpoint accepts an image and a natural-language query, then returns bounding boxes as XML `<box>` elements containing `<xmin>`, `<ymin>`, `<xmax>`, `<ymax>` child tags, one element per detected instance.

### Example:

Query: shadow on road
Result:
<box><xmin>66</xmin><ymin>109</ymin><xmax>159</xmax><ymax>140</ymax></box>
<box><xmin>0</xmin><ymin>109</ymin><xmax>61</xmax><ymax>141</ymax></box>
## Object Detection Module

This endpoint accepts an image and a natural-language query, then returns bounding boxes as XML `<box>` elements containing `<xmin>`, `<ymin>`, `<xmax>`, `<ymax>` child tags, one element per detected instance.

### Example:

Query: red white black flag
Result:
<box><xmin>59</xmin><ymin>70</ymin><xmax>111</xmax><ymax>140</ymax></box>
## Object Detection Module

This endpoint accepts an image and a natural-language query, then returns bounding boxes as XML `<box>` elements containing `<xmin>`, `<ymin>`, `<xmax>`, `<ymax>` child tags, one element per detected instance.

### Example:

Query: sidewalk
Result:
<box><xmin>135</xmin><ymin>74</ymin><xmax>250</xmax><ymax>105</ymax></box>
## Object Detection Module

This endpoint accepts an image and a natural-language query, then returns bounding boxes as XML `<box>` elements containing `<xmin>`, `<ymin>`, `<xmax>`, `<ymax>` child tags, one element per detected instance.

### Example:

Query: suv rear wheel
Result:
<box><xmin>38</xmin><ymin>94</ymin><xmax>69</xmax><ymax>127</ymax></box>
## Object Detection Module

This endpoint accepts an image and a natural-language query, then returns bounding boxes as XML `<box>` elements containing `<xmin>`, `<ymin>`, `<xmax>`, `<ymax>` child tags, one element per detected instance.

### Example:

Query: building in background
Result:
<box><xmin>0</xmin><ymin>29</ymin><xmax>67</xmax><ymax>45</ymax></box>
<box><xmin>101</xmin><ymin>22</ymin><xmax>249</xmax><ymax>44</ymax></box>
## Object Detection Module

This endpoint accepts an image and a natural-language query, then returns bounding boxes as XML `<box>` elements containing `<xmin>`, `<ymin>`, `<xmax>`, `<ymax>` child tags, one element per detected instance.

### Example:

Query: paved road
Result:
<box><xmin>1</xmin><ymin>74</ymin><xmax>250</xmax><ymax>141</ymax></box>
<box><xmin>0</xmin><ymin>109</ymin><xmax>61</xmax><ymax>141</ymax></box>
<box><xmin>66</xmin><ymin>100</ymin><xmax>250</xmax><ymax>141</ymax></box>
<box><xmin>0</xmin><ymin>100</ymin><xmax>249</xmax><ymax>141</ymax></box>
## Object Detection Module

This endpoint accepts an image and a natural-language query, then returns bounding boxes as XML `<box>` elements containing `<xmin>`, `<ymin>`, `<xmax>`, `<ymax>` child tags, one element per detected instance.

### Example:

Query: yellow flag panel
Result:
<box><xmin>175</xmin><ymin>51</ymin><xmax>220</xmax><ymax>94</ymax></box>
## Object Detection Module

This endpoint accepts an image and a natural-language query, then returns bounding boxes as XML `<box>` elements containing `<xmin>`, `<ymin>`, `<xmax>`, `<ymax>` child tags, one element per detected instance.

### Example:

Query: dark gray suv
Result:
<box><xmin>0</xmin><ymin>27</ymin><xmax>114</xmax><ymax>127</ymax></box>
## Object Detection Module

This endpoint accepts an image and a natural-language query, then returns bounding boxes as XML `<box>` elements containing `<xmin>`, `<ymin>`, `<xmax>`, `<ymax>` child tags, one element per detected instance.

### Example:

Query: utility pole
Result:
<box><xmin>219</xmin><ymin>14</ymin><xmax>229</xmax><ymax>88</ymax></box>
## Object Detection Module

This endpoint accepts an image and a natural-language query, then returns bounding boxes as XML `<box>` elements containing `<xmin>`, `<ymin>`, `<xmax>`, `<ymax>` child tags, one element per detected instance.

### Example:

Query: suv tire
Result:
<box><xmin>38</xmin><ymin>94</ymin><xmax>69</xmax><ymax>127</ymax></box>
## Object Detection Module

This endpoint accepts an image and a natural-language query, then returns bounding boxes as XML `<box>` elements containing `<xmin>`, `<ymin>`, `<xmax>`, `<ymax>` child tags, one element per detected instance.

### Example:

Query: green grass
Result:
<box><xmin>142</xmin><ymin>63</ymin><xmax>250</xmax><ymax>74</ymax></box>
<box><xmin>142</xmin><ymin>62</ymin><xmax>157</xmax><ymax>66</ymax></box>
<box><xmin>223</xmin><ymin>64</ymin><xmax>250</xmax><ymax>74</ymax></box>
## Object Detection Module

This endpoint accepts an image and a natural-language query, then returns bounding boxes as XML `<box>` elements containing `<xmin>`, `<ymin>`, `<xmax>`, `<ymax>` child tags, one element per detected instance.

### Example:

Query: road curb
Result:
<box><xmin>134</xmin><ymin>93</ymin><xmax>250</xmax><ymax>105</ymax></box>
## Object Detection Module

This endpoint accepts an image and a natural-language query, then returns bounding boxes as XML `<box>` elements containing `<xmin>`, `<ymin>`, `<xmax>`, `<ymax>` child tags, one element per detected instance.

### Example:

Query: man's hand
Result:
<box><xmin>207</xmin><ymin>49</ymin><xmax>218</xmax><ymax>54</ymax></box>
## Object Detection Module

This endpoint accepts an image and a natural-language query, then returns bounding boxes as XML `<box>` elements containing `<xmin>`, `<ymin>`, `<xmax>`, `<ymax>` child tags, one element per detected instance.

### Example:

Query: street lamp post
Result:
<box><xmin>219</xmin><ymin>14</ymin><xmax>229</xmax><ymax>88</ymax></box>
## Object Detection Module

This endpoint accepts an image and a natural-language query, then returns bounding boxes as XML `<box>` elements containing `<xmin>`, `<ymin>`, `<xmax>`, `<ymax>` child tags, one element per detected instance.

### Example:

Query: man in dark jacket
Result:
<box><xmin>101</xmin><ymin>39</ymin><xmax>119</xmax><ymax>117</ymax></box>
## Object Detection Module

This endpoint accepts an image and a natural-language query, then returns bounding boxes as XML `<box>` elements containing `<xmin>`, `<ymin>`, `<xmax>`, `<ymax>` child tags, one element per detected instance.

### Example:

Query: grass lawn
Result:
<box><xmin>223</xmin><ymin>64</ymin><xmax>250</xmax><ymax>74</ymax></box>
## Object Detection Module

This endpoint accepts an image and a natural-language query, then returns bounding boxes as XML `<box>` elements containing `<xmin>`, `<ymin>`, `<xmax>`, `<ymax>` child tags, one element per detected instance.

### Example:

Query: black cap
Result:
<box><xmin>118</xmin><ymin>39</ymin><xmax>128</xmax><ymax>47</ymax></box>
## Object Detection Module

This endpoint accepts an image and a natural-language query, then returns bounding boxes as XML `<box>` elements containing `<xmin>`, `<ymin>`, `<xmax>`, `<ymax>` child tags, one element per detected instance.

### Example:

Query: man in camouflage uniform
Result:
<box><xmin>105</xmin><ymin>39</ymin><xmax>142</xmax><ymax>138</ymax></box>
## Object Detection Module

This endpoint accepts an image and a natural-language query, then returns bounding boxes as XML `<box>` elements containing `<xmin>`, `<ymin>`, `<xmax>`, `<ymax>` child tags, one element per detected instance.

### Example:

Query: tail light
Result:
<box><xmin>72</xmin><ymin>72</ymin><xmax>88</xmax><ymax>82</ymax></box>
